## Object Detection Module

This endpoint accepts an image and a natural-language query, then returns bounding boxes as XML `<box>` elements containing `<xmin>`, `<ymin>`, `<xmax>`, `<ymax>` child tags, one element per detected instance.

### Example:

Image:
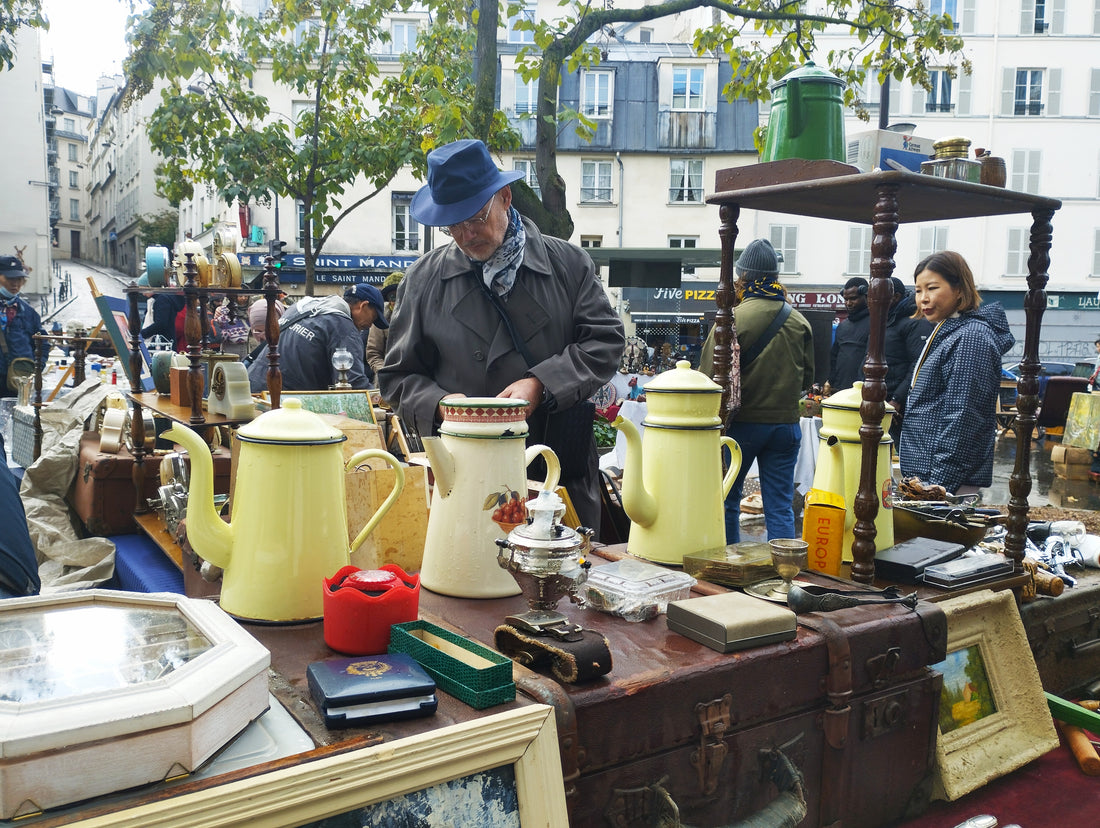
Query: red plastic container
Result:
<box><xmin>322</xmin><ymin>564</ymin><xmax>421</xmax><ymax>655</ymax></box>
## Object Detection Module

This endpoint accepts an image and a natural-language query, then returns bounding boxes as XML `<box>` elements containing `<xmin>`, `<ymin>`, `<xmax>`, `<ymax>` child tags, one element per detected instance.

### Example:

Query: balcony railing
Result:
<box><xmin>1014</xmin><ymin>101</ymin><xmax>1044</xmax><ymax>116</ymax></box>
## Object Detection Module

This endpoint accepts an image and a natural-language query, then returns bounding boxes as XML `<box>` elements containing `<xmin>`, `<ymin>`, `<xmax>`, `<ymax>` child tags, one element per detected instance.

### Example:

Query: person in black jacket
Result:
<box><xmin>141</xmin><ymin>290</ymin><xmax>186</xmax><ymax>350</ymax></box>
<box><xmin>825</xmin><ymin>276</ymin><xmax>870</xmax><ymax>394</ymax></box>
<box><xmin>884</xmin><ymin>276</ymin><xmax>933</xmax><ymax>445</ymax></box>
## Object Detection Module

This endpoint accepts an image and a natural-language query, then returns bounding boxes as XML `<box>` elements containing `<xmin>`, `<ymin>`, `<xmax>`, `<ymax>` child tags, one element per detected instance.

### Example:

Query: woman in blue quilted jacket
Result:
<box><xmin>899</xmin><ymin>251</ymin><xmax>1015</xmax><ymax>496</ymax></box>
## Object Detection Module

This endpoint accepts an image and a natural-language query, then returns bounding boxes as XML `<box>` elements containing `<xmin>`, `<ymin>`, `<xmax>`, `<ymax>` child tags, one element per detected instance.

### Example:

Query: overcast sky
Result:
<box><xmin>41</xmin><ymin>0</ymin><xmax>134</xmax><ymax>96</ymax></box>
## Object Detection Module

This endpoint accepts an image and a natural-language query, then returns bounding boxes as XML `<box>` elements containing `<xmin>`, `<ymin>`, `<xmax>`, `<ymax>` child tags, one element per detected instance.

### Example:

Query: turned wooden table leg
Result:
<box><xmin>1004</xmin><ymin>208</ymin><xmax>1054</xmax><ymax>571</ymax></box>
<box><xmin>850</xmin><ymin>183</ymin><xmax>899</xmax><ymax>585</ymax></box>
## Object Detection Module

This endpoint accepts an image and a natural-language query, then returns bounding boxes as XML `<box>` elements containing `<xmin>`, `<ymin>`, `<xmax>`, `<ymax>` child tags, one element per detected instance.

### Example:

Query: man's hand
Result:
<box><xmin>436</xmin><ymin>393</ymin><xmax>465</xmax><ymax>424</ymax></box>
<box><xmin>498</xmin><ymin>376</ymin><xmax>544</xmax><ymax>420</ymax></box>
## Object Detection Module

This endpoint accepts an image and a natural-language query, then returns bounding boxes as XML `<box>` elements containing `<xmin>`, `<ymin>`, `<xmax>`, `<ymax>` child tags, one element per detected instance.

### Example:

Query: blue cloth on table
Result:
<box><xmin>106</xmin><ymin>533</ymin><xmax>184</xmax><ymax>594</ymax></box>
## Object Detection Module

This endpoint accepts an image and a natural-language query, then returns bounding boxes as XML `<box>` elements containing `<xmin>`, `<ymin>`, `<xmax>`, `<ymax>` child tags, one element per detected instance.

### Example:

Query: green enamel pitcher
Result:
<box><xmin>761</xmin><ymin>62</ymin><xmax>847</xmax><ymax>163</ymax></box>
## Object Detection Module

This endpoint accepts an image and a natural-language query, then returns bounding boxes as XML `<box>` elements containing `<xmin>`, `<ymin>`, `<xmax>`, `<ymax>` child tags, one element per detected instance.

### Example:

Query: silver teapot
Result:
<box><xmin>495</xmin><ymin>490</ymin><xmax>593</xmax><ymax>635</ymax></box>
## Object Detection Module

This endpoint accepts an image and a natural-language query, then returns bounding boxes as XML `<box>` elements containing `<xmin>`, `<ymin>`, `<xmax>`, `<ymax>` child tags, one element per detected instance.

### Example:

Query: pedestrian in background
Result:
<box><xmin>824</xmin><ymin>276</ymin><xmax>869</xmax><ymax>395</ymax></box>
<box><xmin>900</xmin><ymin>251</ymin><xmax>1015</xmax><ymax>496</ymax></box>
<box><xmin>366</xmin><ymin>272</ymin><xmax>403</xmax><ymax>380</ymax></box>
<box><xmin>700</xmin><ymin>239</ymin><xmax>814</xmax><ymax>543</ymax></box>
<box><xmin>0</xmin><ymin>256</ymin><xmax>45</xmax><ymax>409</ymax></box>
<box><xmin>248</xmin><ymin>284</ymin><xmax>387</xmax><ymax>392</ymax></box>
<box><xmin>1087</xmin><ymin>336</ymin><xmax>1100</xmax><ymax>391</ymax></box>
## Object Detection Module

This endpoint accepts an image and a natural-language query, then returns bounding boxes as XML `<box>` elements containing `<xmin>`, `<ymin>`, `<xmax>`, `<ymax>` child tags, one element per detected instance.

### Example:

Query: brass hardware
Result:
<box><xmin>690</xmin><ymin>693</ymin><xmax>731</xmax><ymax>795</ymax></box>
<box><xmin>866</xmin><ymin>646</ymin><xmax>901</xmax><ymax>689</ymax></box>
<box><xmin>862</xmin><ymin>688</ymin><xmax>910</xmax><ymax>739</ymax></box>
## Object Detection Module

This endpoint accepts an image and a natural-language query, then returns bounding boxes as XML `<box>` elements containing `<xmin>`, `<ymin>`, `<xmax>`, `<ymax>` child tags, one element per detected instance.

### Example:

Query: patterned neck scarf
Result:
<box><xmin>735</xmin><ymin>272</ymin><xmax>787</xmax><ymax>303</ymax></box>
<box><xmin>473</xmin><ymin>207</ymin><xmax>526</xmax><ymax>297</ymax></box>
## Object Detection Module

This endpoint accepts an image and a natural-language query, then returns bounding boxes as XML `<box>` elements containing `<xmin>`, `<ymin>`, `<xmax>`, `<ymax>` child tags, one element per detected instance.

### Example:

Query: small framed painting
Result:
<box><xmin>931</xmin><ymin>589</ymin><xmax>1059</xmax><ymax>801</ymax></box>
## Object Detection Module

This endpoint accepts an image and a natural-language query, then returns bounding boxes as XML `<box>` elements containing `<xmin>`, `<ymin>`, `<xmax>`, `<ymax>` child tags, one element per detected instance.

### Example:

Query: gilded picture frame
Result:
<box><xmin>66</xmin><ymin>704</ymin><xmax>567</xmax><ymax>827</ymax></box>
<box><xmin>931</xmin><ymin>589</ymin><xmax>1059</xmax><ymax>801</ymax></box>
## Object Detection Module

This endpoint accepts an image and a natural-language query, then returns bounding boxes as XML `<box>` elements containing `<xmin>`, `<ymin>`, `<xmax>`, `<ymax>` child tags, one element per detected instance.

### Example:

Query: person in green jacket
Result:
<box><xmin>700</xmin><ymin>239</ymin><xmax>815</xmax><ymax>542</ymax></box>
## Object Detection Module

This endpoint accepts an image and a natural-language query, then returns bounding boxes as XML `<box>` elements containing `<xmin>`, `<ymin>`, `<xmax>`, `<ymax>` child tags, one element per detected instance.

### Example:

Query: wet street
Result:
<box><xmin>28</xmin><ymin>259</ymin><xmax>132</xmax><ymax>331</ymax></box>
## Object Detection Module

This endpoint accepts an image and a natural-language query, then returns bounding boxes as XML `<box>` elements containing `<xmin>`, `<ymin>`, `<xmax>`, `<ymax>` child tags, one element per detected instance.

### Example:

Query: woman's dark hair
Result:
<box><xmin>913</xmin><ymin>251</ymin><xmax>981</xmax><ymax>313</ymax></box>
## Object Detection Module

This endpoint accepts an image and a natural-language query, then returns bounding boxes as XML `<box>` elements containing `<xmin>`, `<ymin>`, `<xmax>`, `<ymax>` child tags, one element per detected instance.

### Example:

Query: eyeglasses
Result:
<box><xmin>440</xmin><ymin>194</ymin><xmax>496</xmax><ymax>237</ymax></box>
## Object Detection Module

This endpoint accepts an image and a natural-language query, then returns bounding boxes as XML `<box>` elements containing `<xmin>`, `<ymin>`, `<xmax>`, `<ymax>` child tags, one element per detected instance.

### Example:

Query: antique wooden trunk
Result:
<box><xmin>419</xmin><ymin>563</ymin><xmax>947</xmax><ymax>828</ymax></box>
<box><xmin>1020</xmin><ymin>567</ymin><xmax>1100</xmax><ymax>697</ymax></box>
<box><xmin>67</xmin><ymin>432</ymin><xmax>231</xmax><ymax>536</ymax></box>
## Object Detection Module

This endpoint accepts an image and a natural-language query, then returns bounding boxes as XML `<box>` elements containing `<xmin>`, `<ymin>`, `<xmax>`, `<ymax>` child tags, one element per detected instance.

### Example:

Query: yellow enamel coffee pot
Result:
<box><xmin>811</xmin><ymin>381</ymin><xmax>894</xmax><ymax>561</ymax></box>
<box><xmin>613</xmin><ymin>361</ymin><xmax>741</xmax><ymax>564</ymax></box>
<box><xmin>164</xmin><ymin>399</ymin><xmax>404</xmax><ymax>623</ymax></box>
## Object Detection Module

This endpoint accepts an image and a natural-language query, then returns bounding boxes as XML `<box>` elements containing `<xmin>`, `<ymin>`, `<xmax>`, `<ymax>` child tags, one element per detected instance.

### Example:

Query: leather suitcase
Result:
<box><xmin>1020</xmin><ymin>567</ymin><xmax>1100</xmax><ymax>696</ymax></box>
<box><xmin>418</xmin><ymin>556</ymin><xmax>946</xmax><ymax>828</ymax></box>
<box><xmin>68</xmin><ymin>431</ymin><xmax>232</xmax><ymax>536</ymax></box>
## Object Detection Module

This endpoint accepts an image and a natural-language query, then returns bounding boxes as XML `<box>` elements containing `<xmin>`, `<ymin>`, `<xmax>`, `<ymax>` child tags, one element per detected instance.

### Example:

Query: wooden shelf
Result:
<box><xmin>134</xmin><ymin>511</ymin><xmax>184</xmax><ymax>569</ymax></box>
<box><xmin>127</xmin><ymin>392</ymin><xmax>256</xmax><ymax>428</ymax></box>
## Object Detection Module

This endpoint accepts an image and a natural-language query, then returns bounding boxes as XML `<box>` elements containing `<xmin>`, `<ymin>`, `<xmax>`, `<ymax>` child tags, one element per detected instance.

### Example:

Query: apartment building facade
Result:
<box><xmin>50</xmin><ymin>88</ymin><xmax>96</xmax><ymax>261</ymax></box>
<box><xmin>673</xmin><ymin>0</ymin><xmax>1100</xmax><ymax>360</ymax></box>
<box><xmin>0</xmin><ymin>26</ymin><xmax>52</xmax><ymax>294</ymax></box>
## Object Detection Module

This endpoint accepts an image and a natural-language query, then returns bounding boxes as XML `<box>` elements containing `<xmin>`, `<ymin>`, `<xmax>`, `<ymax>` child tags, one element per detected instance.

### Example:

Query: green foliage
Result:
<box><xmin>123</xmin><ymin>0</ymin><xmax>502</xmax><ymax>293</ymax></box>
<box><xmin>136</xmin><ymin>209</ymin><xmax>180</xmax><ymax>251</ymax></box>
<box><xmin>1</xmin><ymin>0</ymin><xmax>48</xmax><ymax>71</ymax></box>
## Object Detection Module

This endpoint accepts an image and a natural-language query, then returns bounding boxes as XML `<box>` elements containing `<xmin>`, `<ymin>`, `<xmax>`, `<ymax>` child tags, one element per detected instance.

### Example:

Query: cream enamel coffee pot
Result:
<box><xmin>420</xmin><ymin>397</ymin><xmax>560</xmax><ymax>599</ymax></box>
<box><xmin>163</xmin><ymin>399</ymin><xmax>404</xmax><ymax>623</ymax></box>
<box><xmin>613</xmin><ymin>360</ymin><xmax>742</xmax><ymax>565</ymax></box>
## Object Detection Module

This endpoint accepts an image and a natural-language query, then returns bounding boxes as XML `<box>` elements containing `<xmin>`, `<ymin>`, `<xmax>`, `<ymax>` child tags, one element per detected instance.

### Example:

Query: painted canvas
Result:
<box><xmin>935</xmin><ymin>644</ymin><xmax>997</xmax><ymax>734</ymax></box>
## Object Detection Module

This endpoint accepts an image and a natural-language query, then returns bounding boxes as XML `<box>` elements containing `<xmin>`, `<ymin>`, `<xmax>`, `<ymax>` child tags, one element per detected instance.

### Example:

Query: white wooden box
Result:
<box><xmin>0</xmin><ymin>591</ymin><xmax>270</xmax><ymax>819</ymax></box>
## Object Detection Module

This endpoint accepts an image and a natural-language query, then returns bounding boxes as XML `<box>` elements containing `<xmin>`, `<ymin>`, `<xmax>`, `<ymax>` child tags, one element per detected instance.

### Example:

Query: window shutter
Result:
<box><xmin>1047</xmin><ymin>68</ymin><xmax>1061</xmax><ymax>116</ymax></box>
<box><xmin>960</xmin><ymin>0</ymin><xmax>977</xmax><ymax>33</ymax></box>
<box><xmin>1001</xmin><ymin>68</ymin><xmax>1017</xmax><ymax>115</ymax></box>
<box><xmin>1010</xmin><ymin>149</ymin><xmax>1027</xmax><ymax>191</ymax></box>
<box><xmin>1051</xmin><ymin>0</ymin><xmax>1065</xmax><ymax>33</ymax></box>
<box><xmin>1090</xmin><ymin>69</ymin><xmax>1100</xmax><ymax>117</ymax></box>
<box><xmin>912</xmin><ymin>84</ymin><xmax>927</xmax><ymax>114</ymax></box>
<box><xmin>847</xmin><ymin>228</ymin><xmax>862</xmax><ymax>275</ymax></box>
<box><xmin>957</xmin><ymin>71</ymin><xmax>972</xmax><ymax>115</ymax></box>
<box><xmin>1020</xmin><ymin>0</ymin><xmax>1035</xmax><ymax>34</ymax></box>
<box><xmin>1007</xmin><ymin>229</ymin><xmax>1025</xmax><ymax>276</ymax></box>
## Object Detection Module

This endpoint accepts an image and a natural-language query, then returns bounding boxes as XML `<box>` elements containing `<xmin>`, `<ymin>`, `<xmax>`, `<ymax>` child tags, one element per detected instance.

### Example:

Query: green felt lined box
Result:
<box><xmin>389</xmin><ymin>620</ymin><xmax>515</xmax><ymax>710</ymax></box>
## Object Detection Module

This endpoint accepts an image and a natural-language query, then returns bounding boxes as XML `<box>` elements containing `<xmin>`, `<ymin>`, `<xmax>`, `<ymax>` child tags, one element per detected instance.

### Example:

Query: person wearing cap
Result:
<box><xmin>246</xmin><ymin>283</ymin><xmax>388</xmax><ymax>392</ymax></box>
<box><xmin>0</xmin><ymin>255</ymin><xmax>45</xmax><ymax>407</ymax></box>
<box><xmin>379</xmin><ymin>139</ymin><xmax>624</xmax><ymax>532</ymax></box>
<box><xmin>699</xmin><ymin>239</ymin><xmax>814</xmax><ymax>543</ymax></box>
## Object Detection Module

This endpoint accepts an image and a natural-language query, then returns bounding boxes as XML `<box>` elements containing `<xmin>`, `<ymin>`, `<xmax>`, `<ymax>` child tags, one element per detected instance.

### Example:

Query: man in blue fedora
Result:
<box><xmin>380</xmin><ymin>139</ymin><xmax>624</xmax><ymax>532</ymax></box>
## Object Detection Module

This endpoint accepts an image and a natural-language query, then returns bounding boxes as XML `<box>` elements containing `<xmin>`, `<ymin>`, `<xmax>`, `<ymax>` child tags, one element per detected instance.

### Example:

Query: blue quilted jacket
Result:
<box><xmin>898</xmin><ymin>303</ymin><xmax>1015</xmax><ymax>493</ymax></box>
<box><xmin>0</xmin><ymin>295</ymin><xmax>44</xmax><ymax>394</ymax></box>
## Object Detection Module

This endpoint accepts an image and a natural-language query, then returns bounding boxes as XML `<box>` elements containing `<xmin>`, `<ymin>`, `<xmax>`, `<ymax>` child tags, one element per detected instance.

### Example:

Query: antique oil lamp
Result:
<box><xmin>331</xmin><ymin>346</ymin><xmax>353</xmax><ymax>389</ymax></box>
<box><xmin>495</xmin><ymin>490</ymin><xmax>593</xmax><ymax>635</ymax></box>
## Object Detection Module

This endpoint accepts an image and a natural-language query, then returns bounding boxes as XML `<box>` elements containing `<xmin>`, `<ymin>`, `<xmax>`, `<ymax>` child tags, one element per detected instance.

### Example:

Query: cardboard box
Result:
<box><xmin>169</xmin><ymin>366</ymin><xmax>192</xmax><ymax>408</ymax></box>
<box><xmin>1054</xmin><ymin>461</ymin><xmax>1091</xmax><ymax>481</ymax></box>
<box><xmin>1052</xmin><ymin>444</ymin><xmax>1093</xmax><ymax>465</ymax></box>
<box><xmin>346</xmin><ymin>464</ymin><xmax>429</xmax><ymax>574</ymax></box>
<box><xmin>845</xmin><ymin>129</ymin><xmax>935</xmax><ymax>173</ymax></box>
<box><xmin>317</xmin><ymin>413</ymin><xmax>386</xmax><ymax>462</ymax></box>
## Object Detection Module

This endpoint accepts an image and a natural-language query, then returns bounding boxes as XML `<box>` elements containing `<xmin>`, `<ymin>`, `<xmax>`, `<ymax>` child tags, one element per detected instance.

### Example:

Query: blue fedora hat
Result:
<box><xmin>411</xmin><ymin>139</ymin><xmax>524</xmax><ymax>227</ymax></box>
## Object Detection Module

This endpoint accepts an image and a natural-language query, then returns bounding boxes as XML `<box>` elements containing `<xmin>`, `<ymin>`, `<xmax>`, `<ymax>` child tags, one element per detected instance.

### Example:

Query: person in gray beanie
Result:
<box><xmin>700</xmin><ymin>238</ymin><xmax>815</xmax><ymax>543</ymax></box>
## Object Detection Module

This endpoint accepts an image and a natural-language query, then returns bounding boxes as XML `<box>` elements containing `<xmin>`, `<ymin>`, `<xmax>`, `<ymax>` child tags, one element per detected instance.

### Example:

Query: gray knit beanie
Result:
<box><xmin>735</xmin><ymin>239</ymin><xmax>779</xmax><ymax>280</ymax></box>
